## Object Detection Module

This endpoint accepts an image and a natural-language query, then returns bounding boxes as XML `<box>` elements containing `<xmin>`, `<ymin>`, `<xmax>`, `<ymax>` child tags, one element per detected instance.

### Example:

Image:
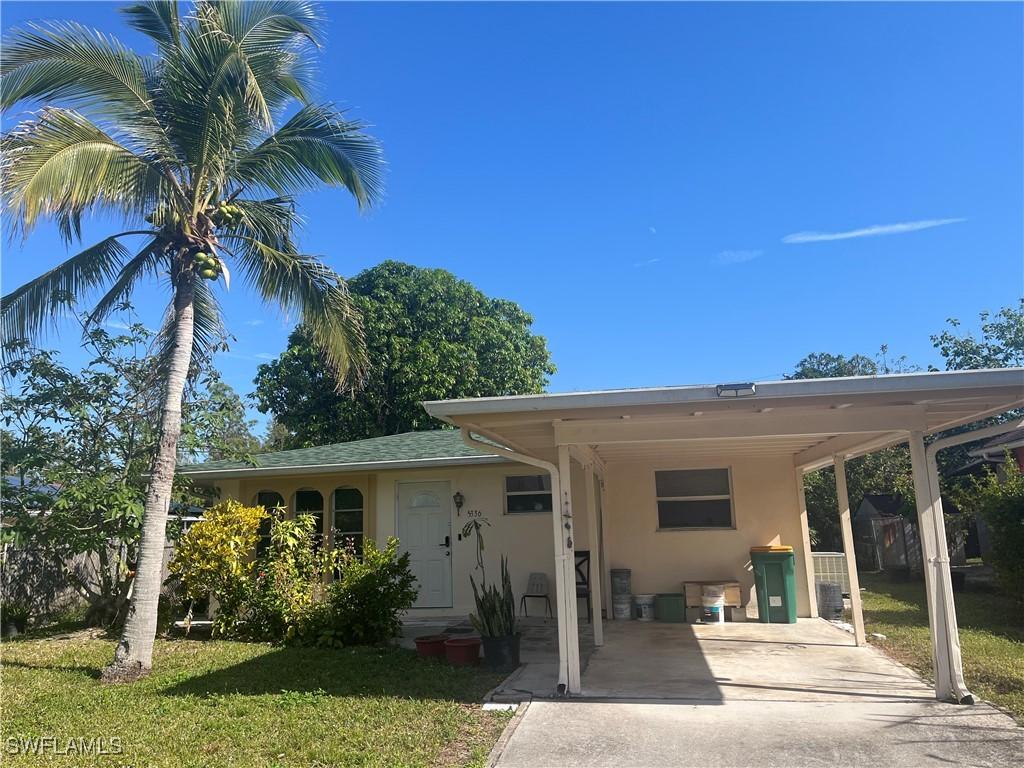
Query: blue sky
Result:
<box><xmin>3</xmin><ymin>1</ymin><xmax>1022</xmax><ymax>434</ymax></box>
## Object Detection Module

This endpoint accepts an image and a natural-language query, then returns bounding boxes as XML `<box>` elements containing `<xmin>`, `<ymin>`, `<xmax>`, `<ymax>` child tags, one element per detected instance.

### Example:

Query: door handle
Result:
<box><xmin>442</xmin><ymin>535</ymin><xmax>450</xmax><ymax>547</ymax></box>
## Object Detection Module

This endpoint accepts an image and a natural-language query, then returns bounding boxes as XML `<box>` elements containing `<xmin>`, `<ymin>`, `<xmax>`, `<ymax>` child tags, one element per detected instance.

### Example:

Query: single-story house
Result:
<box><xmin>180</xmin><ymin>368</ymin><xmax>1024</xmax><ymax>702</ymax></box>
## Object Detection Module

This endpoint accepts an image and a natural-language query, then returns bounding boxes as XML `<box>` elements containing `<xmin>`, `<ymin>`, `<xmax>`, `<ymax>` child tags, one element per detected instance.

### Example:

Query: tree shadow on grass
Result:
<box><xmin>161</xmin><ymin>644</ymin><xmax>502</xmax><ymax>703</ymax></box>
<box><xmin>2</xmin><ymin>658</ymin><xmax>102</xmax><ymax>680</ymax></box>
<box><xmin>862</xmin><ymin>575</ymin><xmax>1024</xmax><ymax>643</ymax></box>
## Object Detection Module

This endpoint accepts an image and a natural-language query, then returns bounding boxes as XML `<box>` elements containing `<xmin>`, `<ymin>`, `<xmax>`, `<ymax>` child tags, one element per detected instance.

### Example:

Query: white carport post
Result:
<box><xmin>557</xmin><ymin>444</ymin><xmax>583</xmax><ymax>693</ymax></box>
<box><xmin>909</xmin><ymin>430</ymin><xmax>971</xmax><ymax>703</ymax></box>
<box><xmin>834</xmin><ymin>454</ymin><xmax>866</xmax><ymax>646</ymax></box>
<box><xmin>907</xmin><ymin>418</ymin><xmax>1023</xmax><ymax>703</ymax></box>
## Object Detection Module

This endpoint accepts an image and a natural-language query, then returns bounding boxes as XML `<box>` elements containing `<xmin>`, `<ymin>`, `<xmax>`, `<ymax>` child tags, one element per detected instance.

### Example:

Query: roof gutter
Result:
<box><xmin>178</xmin><ymin>453</ymin><xmax>505</xmax><ymax>481</ymax></box>
<box><xmin>459</xmin><ymin>424</ymin><xmax>576</xmax><ymax>695</ymax></box>
<box><xmin>425</xmin><ymin>368</ymin><xmax>1024</xmax><ymax>419</ymax></box>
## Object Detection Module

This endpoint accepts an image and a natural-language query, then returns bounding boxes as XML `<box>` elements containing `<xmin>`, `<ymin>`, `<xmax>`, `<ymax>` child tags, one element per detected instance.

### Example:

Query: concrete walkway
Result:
<box><xmin>491</xmin><ymin>620</ymin><xmax>1023</xmax><ymax>767</ymax></box>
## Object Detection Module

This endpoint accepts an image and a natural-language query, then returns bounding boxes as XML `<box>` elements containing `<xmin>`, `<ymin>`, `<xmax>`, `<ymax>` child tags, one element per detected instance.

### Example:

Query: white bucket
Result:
<box><xmin>612</xmin><ymin>594</ymin><xmax>633</xmax><ymax>620</ymax></box>
<box><xmin>634</xmin><ymin>594</ymin><xmax>656</xmax><ymax>622</ymax></box>
<box><xmin>701</xmin><ymin>596</ymin><xmax>725</xmax><ymax>624</ymax></box>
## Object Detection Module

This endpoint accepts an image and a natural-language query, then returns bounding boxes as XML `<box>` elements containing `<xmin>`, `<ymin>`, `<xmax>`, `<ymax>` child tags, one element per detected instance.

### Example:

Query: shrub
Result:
<box><xmin>168</xmin><ymin>500</ymin><xmax>267</xmax><ymax>636</ymax></box>
<box><xmin>245</xmin><ymin>514</ymin><xmax>337</xmax><ymax>642</ymax></box>
<box><xmin>2</xmin><ymin>599</ymin><xmax>32</xmax><ymax>636</ymax></box>
<box><xmin>304</xmin><ymin>538</ymin><xmax>417</xmax><ymax>647</ymax></box>
<box><xmin>171</xmin><ymin>503</ymin><xmax>415</xmax><ymax>646</ymax></box>
<box><xmin>968</xmin><ymin>457</ymin><xmax>1024</xmax><ymax>611</ymax></box>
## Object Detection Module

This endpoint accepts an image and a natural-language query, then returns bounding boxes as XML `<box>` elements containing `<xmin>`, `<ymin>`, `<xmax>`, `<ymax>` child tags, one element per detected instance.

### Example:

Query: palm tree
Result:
<box><xmin>1</xmin><ymin>1</ymin><xmax>384</xmax><ymax>681</ymax></box>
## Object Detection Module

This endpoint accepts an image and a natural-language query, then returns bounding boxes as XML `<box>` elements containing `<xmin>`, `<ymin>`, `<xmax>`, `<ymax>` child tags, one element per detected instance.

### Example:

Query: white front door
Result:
<box><xmin>397</xmin><ymin>481</ymin><xmax>453</xmax><ymax>608</ymax></box>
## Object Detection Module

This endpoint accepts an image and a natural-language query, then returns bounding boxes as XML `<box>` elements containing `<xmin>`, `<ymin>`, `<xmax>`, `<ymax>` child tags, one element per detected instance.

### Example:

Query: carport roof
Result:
<box><xmin>424</xmin><ymin>369</ymin><xmax>1024</xmax><ymax>471</ymax></box>
<box><xmin>424</xmin><ymin>368</ymin><xmax>1024</xmax><ymax>419</ymax></box>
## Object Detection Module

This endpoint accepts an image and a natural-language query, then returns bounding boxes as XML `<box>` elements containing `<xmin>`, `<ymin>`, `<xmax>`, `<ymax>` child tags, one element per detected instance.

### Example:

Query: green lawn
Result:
<box><xmin>860</xmin><ymin>572</ymin><xmax>1024</xmax><ymax>721</ymax></box>
<box><xmin>1</xmin><ymin>630</ymin><xmax>509</xmax><ymax>767</ymax></box>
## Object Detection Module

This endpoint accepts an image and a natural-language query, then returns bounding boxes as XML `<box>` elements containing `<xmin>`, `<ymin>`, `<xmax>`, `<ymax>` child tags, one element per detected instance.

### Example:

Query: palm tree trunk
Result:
<box><xmin>102</xmin><ymin>272</ymin><xmax>195</xmax><ymax>683</ymax></box>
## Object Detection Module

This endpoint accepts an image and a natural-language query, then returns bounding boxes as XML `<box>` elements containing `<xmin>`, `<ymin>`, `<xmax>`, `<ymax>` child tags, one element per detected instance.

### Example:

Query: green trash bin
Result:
<box><xmin>654</xmin><ymin>593</ymin><xmax>686</xmax><ymax>623</ymax></box>
<box><xmin>751</xmin><ymin>546</ymin><xmax>797</xmax><ymax>624</ymax></box>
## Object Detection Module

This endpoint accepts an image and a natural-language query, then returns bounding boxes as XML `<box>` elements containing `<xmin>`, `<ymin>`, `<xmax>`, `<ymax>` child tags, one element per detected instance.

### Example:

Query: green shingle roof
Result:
<box><xmin>178</xmin><ymin>429</ymin><xmax>501</xmax><ymax>477</ymax></box>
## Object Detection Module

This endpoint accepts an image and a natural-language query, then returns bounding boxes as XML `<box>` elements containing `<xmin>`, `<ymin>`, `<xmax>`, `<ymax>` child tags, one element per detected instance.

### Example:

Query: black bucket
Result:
<box><xmin>481</xmin><ymin>634</ymin><xmax>521</xmax><ymax>672</ymax></box>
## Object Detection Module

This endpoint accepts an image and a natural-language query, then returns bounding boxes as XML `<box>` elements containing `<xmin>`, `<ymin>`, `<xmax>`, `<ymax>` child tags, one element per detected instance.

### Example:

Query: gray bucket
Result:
<box><xmin>816</xmin><ymin>581</ymin><xmax>844</xmax><ymax>620</ymax></box>
<box><xmin>611</xmin><ymin>568</ymin><xmax>632</xmax><ymax>596</ymax></box>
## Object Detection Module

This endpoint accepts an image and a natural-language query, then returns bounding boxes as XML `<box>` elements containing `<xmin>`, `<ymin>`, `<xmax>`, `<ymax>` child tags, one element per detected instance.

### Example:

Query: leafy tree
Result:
<box><xmin>0</xmin><ymin>317</ymin><xmax>259</xmax><ymax>626</ymax></box>
<box><xmin>254</xmin><ymin>261</ymin><xmax>555</xmax><ymax>447</ymax></box>
<box><xmin>262</xmin><ymin>417</ymin><xmax>292</xmax><ymax>452</ymax></box>
<box><xmin>792</xmin><ymin>347</ymin><xmax>918</xmax><ymax>549</ymax></box>
<box><xmin>180</xmin><ymin>374</ymin><xmax>261</xmax><ymax>463</ymax></box>
<box><xmin>932</xmin><ymin>300</ymin><xmax>1024</xmax><ymax>370</ymax></box>
<box><xmin>786</xmin><ymin>352</ymin><xmax>878</xmax><ymax>380</ymax></box>
<box><xmin>959</xmin><ymin>458</ymin><xmax>1024</xmax><ymax>611</ymax></box>
<box><xmin>0</xmin><ymin>1</ymin><xmax>383</xmax><ymax>680</ymax></box>
<box><xmin>797</xmin><ymin>301</ymin><xmax>1024</xmax><ymax>552</ymax></box>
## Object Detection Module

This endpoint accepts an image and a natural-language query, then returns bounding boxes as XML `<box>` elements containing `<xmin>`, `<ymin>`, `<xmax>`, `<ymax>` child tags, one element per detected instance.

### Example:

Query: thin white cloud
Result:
<box><xmin>242</xmin><ymin>318</ymin><xmax>265</xmax><ymax>327</ymax></box>
<box><xmin>632</xmin><ymin>257</ymin><xmax>661</xmax><ymax>268</ymax></box>
<box><xmin>782</xmin><ymin>218</ymin><xmax>965</xmax><ymax>244</ymax></box>
<box><xmin>221</xmin><ymin>351</ymin><xmax>276</xmax><ymax>362</ymax></box>
<box><xmin>716</xmin><ymin>249</ymin><xmax>763</xmax><ymax>265</ymax></box>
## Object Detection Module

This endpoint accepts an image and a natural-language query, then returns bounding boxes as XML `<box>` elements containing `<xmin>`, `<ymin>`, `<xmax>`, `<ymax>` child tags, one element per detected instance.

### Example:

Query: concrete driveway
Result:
<box><xmin>491</xmin><ymin>620</ymin><xmax>1023</xmax><ymax>767</ymax></box>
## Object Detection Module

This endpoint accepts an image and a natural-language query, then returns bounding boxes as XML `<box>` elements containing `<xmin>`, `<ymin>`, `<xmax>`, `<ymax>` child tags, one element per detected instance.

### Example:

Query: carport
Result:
<box><xmin>424</xmin><ymin>369</ymin><xmax>1024</xmax><ymax>702</ymax></box>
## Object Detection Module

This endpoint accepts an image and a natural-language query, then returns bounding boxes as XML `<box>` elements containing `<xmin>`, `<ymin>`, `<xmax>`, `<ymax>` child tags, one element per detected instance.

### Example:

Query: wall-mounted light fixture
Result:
<box><xmin>715</xmin><ymin>382</ymin><xmax>756</xmax><ymax>398</ymax></box>
<box><xmin>453</xmin><ymin>491</ymin><xmax>465</xmax><ymax>515</ymax></box>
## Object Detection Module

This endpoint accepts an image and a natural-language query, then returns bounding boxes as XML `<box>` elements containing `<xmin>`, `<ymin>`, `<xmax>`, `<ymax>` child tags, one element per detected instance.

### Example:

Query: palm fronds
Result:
<box><xmin>0</xmin><ymin>20</ymin><xmax>176</xmax><ymax>163</ymax></box>
<box><xmin>1</xmin><ymin>234</ymin><xmax>135</xmax><ymax>344</ymax></box>
<box><xmin>2</xmin><ymin>108</ymin><xmax>169</xmax><ymax>239</ymax></box>
<box><xmin>220</xmin><ymin>209</ymin><xmax>366</xmax><ymax>387</ymax></box>
<box><xmin>1</xmin><ymin>1</ymin><xmax>381</xmax><ymax>389</ymax></box>
<box><xmin>87</xmin><ymin>237</ymin><xmax>167</xmax><ymax>329</ymax></box>
<box><xmin>120</xmin><ymin>1</ymin><xmax>181</xmax><ymax>52</ymax></box>
<box><xmin>231</xmin><ymin>103</ymin><xmax>385</xmax><ymax>207</ymax></box>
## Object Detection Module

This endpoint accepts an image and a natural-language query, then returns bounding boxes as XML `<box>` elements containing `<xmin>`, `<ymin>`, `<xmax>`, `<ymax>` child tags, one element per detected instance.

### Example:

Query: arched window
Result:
<box><xmin>294</xmin><ymin>489</ymin><xmax>325</xmax><ymax>548</ymax></box>
<box><xmin>332</xmin><ymin>487</ymin><xmax>364</xmax><ymax>555</ymax></box>
<box><xmin>254</xmin><ymin>491</ymin><xmax>284</xmax><ymax>555</ymax></box>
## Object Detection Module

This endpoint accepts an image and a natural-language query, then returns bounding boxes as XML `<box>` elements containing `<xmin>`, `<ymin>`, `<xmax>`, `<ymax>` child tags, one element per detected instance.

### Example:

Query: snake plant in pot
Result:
<box><xmin>469</xmin><ymin>556</ymin><xmax>520</xmax><ymax>671</ymax></box>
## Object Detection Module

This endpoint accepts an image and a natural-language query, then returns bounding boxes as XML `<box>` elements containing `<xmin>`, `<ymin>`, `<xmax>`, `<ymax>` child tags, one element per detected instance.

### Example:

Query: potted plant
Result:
<box><xmin>469</xmin><ymin>556</ymin><xmax>520</xmax><ymax>671</ymax></box>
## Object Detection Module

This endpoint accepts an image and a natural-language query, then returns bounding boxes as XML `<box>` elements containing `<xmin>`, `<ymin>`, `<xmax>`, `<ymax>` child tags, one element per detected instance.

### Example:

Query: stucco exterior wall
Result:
<box><xmin>372</xmin><ymin>463</ymin><xmax>593</xmax><ymax>618</ymax></box>
<box><xmin>209</xmin><ymin>453</ymin><xmax>810</xmax><ymax>619</ymax></box>
<box><xmin>602</xmin><ymin>454</ymin><xmax>812</xmax><ymax>617</ymax></box>
<box><xmin>212</xmin><ymin>463</ymin><xmax>582</xmax><ymax>618</ymax></box>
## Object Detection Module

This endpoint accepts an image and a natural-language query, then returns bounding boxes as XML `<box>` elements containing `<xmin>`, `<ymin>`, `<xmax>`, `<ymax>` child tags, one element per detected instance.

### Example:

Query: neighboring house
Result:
<box><xmin>179</xmin><ymin>368</ymin><xmax>1024</xmax><ymax>699</ymax></box>
<box><xmin>967</xmin><ymin>425</ymin><xmax>1024</xmax><ymax>472</ymax></box>
<box><xmin>853</xmin><ymin>493</ymin><xmax>967</xmax><ymax>574</ymax></box>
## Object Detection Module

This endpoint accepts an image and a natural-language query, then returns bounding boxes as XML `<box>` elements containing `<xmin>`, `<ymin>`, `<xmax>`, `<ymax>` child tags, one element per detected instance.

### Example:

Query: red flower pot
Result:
<box><xmin>414</xmin><ymin>634</ymin><xmax>450</xmax><ymax>659</ymax></box>
<box><xmin>444</xmin><ymin>636</ymin><xmax>482</xmax><ymax>666</ymax></box>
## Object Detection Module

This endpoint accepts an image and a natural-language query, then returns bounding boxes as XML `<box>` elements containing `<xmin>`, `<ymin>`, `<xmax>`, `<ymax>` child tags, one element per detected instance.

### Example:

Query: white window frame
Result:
<box><xmin>654</xmin><ymin>467</ymin><xmax>735</xmax><ymax>531</ymax></box>
<box><xmin>503</xmin><ymin>474</ymin><xmax>553</xmax><ymax>515</ymax></box>
<box><xmin>332</xmin><ymin>487</ymin><xmax>364</xmax><ymax>544</ymax></box>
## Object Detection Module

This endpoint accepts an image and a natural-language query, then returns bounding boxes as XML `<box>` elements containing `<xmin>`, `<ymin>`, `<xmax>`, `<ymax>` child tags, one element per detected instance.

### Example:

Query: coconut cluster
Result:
<box><xmin>212</xmin><ymin>201</ymin><xmax>243</xmax><ymax>227</ymax></box>
<box><xmin>192</xmin><ymin>251</ymin><xmax>222</xmax><ymax>281</ymax></box>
